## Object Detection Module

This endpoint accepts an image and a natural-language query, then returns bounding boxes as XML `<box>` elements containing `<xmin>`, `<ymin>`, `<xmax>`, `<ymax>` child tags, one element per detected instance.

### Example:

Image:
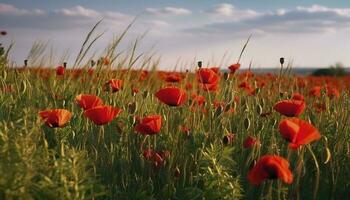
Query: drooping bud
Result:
<box><xmin>280</xmin><ymin>57</ymin><xmax>284</xmax><ymax>65</ymax></box>
<box><xmin>197</xmin><ymin>61</ymin><xmax>202</xmax><ymax>68</ymax></box>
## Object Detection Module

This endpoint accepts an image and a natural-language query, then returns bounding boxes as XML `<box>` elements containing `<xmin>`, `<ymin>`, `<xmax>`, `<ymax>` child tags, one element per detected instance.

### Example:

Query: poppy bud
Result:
<box><xmin>174</xmin><ymin>167</ymin><xmax>181</xmax><ymax>178</ymax></box>
<box><xmin>24</xmin><ymin>59</ymin><xmax>28</xmax><ymax>67</ymax></box>
<box><xmin>91</xmin><ymin>60</ymin><xmax>95</xmax><ymax>67</ymax></box>
<box><xmin>0</xmin><ymin>31</ymin><xmax>7</xmax><ymax>36</ymax></box>
<box><xmin>223</xmin><ymin>133</ymin><xmax>235</xmax><ymax>145</ymax></box>
<box><xmin>63</xmin><ymin>62</ymin><xmax>67</xmax><ymax>68</ymax></box>
<box><xmin>197</xmin><ymin>61</ymin><xmax>202</xmax><ymax>68</ymax></box>
<box><xmin>280</xmin><ymin>57</ymin><xmax>284</xmax><ymax>65</ymax></box>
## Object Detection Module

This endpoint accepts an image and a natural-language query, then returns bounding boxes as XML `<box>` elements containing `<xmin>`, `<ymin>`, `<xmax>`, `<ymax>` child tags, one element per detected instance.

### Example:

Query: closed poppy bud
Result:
<box><xmin>84</xmin><ymin>105</ymin><xmax>122</xmax><ymax>125</ymax></box>
<box><xmin>244</xmin><ymin>136</ymin><xmax>258</xmax><ymax>148</ymax></box>
<box><xmin>56</xmin><ymin>66</ymin><xmax>65</xmax><ymax>76</ymax></box>
<box><xmin>0</xmin><ymin>31</ymin><xmax>7</xmax><ymax>36</ymax></box>
<box><xmin>279</xmin><ymin>118</ymin><xmax>321</xmax><ymax>149</ymax></box>
<box><xmin>39</xmin><ymin>109</ymin><xmax>72</xmax><ymax>128</ymax></box>
<box><xmin>223</xmin><ymin>133</ymin><xmax>235</xmax><ymax>145</ymax></box>
<box><xmin>273</xmin><ymin>99</ymin><xmax>306</xmax><ymax>117</ymax></box>
<box><xmin>174</xmin><ymin>167</ymin><xmax>181</xmax><ymax>178</ymax></box>
<box><xmin>135</xmin><ymin>115</ymin><xmax>162</xmax><ymax>135</ymax></box>
<box><xmin>280</xmin><ymin>57</ymin><xmax>285</xmax><ymax>65</ymax></box>
<box><xmin>75</xmin><ymin>94</ymin><xmax>103</xmax><ymax>110</ymax></box>
<box><xmin>248</xmin><ymin>155</ymin><xmax>293</xmax><ymax>185</ymax></box>
<box><xmin>155</xmin><ymin>87</ymin><xmax>187</xmax><ymax>106</ymax></box>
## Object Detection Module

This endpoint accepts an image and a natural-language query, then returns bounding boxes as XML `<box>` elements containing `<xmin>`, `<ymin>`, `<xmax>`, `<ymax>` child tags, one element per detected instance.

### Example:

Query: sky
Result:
<box><xmin>1</xmin><ymin>0</ymin><xmax>350</xmax><ymax>70</ymax></box>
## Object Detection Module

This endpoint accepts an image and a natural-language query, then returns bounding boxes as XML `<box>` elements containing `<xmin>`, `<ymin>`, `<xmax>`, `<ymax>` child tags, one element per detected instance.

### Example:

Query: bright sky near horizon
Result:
<box><xmin>1</xmin><ymin>0</ymin><xmax>350</xmax><ymax>70</ymax></box>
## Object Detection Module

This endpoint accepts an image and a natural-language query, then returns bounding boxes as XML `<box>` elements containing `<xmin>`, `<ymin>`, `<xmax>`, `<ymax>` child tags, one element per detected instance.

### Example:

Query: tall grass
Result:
<box><xmin>0</xmin><ymin>22</ymin><xmax>349</xmax><ymax>200</ymax></box>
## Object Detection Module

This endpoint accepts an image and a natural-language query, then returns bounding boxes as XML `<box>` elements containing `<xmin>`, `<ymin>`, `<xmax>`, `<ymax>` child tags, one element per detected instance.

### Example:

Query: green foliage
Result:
<box><xmin>312</xmin><ymin>62</ymin><xmax>348</xmax><ymax>76</ymax></box>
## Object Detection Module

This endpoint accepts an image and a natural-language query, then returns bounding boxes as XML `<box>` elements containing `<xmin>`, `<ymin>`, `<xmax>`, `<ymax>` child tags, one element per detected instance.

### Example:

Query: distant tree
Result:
<box><xmin>312</xmin><ymin>62</ymin><xmax>347</xmax><ymax>76</ymax></box>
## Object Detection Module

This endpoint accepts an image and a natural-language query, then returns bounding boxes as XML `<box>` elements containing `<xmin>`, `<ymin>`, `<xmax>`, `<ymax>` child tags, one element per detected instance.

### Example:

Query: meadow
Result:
<box><xmin>0</xmin><ymin>25</ymin><xmax>349</xmax><ymax>200</ymax></box>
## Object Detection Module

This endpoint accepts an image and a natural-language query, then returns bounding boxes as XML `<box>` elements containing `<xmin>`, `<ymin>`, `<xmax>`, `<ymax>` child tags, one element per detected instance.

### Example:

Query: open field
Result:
<box><xmin>1</xmin><ymin>53</ymin><xmax>350</xmax><ymax>199</ymax></box>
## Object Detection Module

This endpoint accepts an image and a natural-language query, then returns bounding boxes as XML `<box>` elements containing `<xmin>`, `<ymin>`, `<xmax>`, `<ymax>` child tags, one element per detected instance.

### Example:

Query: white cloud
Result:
<box><xmin>146</xmin><ymin>6</ymin><xmax>191</xmax><ymax>16</ymax></box>
<box><xmin>207</xmin><ymin>3</ymin><xmax>235</xmax><ymax>16</ymax></box>
<box><xmin>205</xmin><ymin>3</ymin><xmax>260</xmax><ymax>21</ymax></box>
<box><xmin>55</xmin><ymin>5</ymin><xmax>100</xmax><ymax>18</ymax></box>
<box><xmin>187</xmin><ymin>4</ymin><xmax>350</xmax><ymax>36</ymax></box>
<box><xmin>297</xmin><ymin>4</ymin><xmax>350</xmax><ymax>16</ymax></box>
<box><xmin>0</xmin><ymin>3</ymin><xmax>45</xmax><ymax>16</ymax></box>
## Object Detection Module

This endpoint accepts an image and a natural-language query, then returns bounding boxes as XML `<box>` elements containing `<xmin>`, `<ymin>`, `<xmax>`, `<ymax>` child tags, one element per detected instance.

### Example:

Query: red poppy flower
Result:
<box><xmin>164</xmin><ymin>73</ymin><xmax>182</xmax><ymax>83</ymax></box>
<box><xmin>244</xmin><ymin>136</ymin><xmax>259</xmax><ymax>148</ymax></box>
<box><xmin>143</xmin><ymin>149</ymin><xmax>166</xmax><ymax>167</ymax></box>
<box><xmin>273</xmin><ymin>100</ymin><xmax>306</xmax><ymax>117</ymax></box>
<box><xmin>210</xmin><ymin>67</ymin><xmax>220</xmax><ymax>74</ymax></box>
<box><xmin>191</xmin><ymin>94</ymin><xmax>206</xmax><ymax>107</ymax></box>
<box><xmin>84</xmin><ymin>105</ymin><xmax>122</xmax><ymax>125</ymax></box>
<box><xmin>56</xmin><ymin>66</ymin><xmax>65</xmax><ymax>76</ymax></box>
<box><xmin>39</xmin><ymin>109</ymin><xmax>72</xmax><ymax>128</ymax></box>
<box><xmin>326</xmin><ymin>86</ymin><xmax>340</xmax><ymax>99</ymax></box>
<box><xmin>197</xmin><ymin>68</ymin><xmax>219</xmax><ymax>84</ymax></box>
<box><xmin>228</xmin><ymin>63</ymin><xmax>240</xmax><ymax>74</ymax></box>
<box><xmin>291</xmin><ymin>93</ymin><xmax>305</xmax><ymax>101</ymax></box>
<box><xmin>75</xmin><ymin>94</ymin><xmax>103</xmax><ymax>110</ymax></box>
<box><xmin>248</xmin><ymin>155</ymin><xmax>293</xmax><ymax>185</ymax></box>
<box><xmin>313</xmin><ymin>102</ymin><xmax>326</xmax><ymax>113</ymax></box>
<box><xmin>200</xmin><ymin>82</ymin><xmax>219</xmax><ymax>92</ymax></box>
<box><xmin>132</xmin><ymin>87</ymin><xmax>139</xmax><ymax>95</ymax></box>
<box><xmin>309</xmin><ymin>86</ymin><xmax>322</xmax><ymax>97</ymax></box>
<box><xmin>155</xmin><ymin>87</ymin><xmax>187</xmax><ymax>106</ymax></box>
<box><xmin>185</xmin><ymin>83</ymin><xmax>193</xmax><ymax>90</ymax></box>
<box><xmin>102</xmin><ymin>57</ymin><xmax>110</xmax><ymax>65</ymax></box>
<box><xmin>279</xmin><ymin>118</ymin><xmax>321</xmax><ymax>149</ymax></box>
<box><xmin>135</xmin><ymin>115</ymin><xmax>162</xmax><ymax>135</ymax></box>
<box><xmin>106</xmin><ymin>79</ymin><xmax>123</xmax><ymax>92</ymax></box>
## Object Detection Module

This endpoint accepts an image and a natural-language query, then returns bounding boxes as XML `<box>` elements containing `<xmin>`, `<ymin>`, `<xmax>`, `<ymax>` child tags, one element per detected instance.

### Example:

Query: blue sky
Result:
<box><xmin>1</xmin><ymin>0</ymin><xmax>350</xmax><ymax>70</ymax></box>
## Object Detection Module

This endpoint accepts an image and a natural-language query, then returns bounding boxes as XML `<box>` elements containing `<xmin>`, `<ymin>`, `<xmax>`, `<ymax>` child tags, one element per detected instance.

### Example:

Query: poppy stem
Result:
<box><xmin>307</xmin><ymin>145</ymin><xmax>320</xmax><ymax>200</ymax></box>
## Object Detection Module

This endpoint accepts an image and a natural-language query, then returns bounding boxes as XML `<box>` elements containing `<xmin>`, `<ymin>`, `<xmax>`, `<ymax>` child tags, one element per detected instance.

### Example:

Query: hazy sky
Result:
<box><xmin>1</xmin><ymin>0</ymin><xmax>350</xmax><ymax>70</ymax></box>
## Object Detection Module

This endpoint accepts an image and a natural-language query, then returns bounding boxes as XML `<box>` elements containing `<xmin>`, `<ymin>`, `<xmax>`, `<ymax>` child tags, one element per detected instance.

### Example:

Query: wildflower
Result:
<box><xmin>135</xmin><ymin>115</ymin><xmax>162</xmax><ymax>135</ymax></box>
<box><xmin>244</xmin><ymin>136</ymin><xmax>259</xmax><ymax>148</ymax></box>
<box><xmin>155</xmin><ymin>87</ymin><xmax>187</xmax><ymax>106</ymax></box>
<box><xmin>84</xmin><ymin>105</ymin><xmax>122</xmax><ymax>125</ymax></box>
<box><xmin>274</xmin><ymin>100</ymin><xmax>306</xmax><ymax>117</ymax></box>
<box><xmin>248</xmin><ymin>155</ymin><xmax>293</xmax><ymax>185</ymax></box>
<box><xmin>309</xmin><ymin>86</ymin><xmax>322</xmax><ymax>97</ymax></box>
<box><xmin>39</xmin><ymin>109</ymin><xmax>72</xmax><ymax>128</ymax></box>
<box><xmin>228</xmin><ymin>63</ymin><xmax>240</xmax><ymax>74</ymax></box>
<box><xmin>106</xmin><ymin>79</ymin><xmax>123</xmax><ymax>92</ymax></box>
<box><xmin>56</xmin><ymin>66</ymin><xmax>65</xmax><ymax>76</ymax></box>
<box><xmin>291</xmin><ymin>93</ymin><xmax>305</xmax><ymax>101</ymax></box>
<box><xmin>75</xmin><ymin>94</ymin><xmax>103</xmax><ymax>110</ymax></box>
<box><xmin>279</xmin><ymin>118</ymin><xmax>321</xmax><ymax>149</ymax></box>
<box><xmin>197</xmin><ymin>68</ymin><xmax>219</xmax><ymax>84</ymax></box>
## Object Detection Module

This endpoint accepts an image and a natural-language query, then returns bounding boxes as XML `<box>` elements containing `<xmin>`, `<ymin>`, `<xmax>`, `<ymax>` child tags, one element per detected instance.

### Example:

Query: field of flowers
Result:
<box><xmin>0</xmin><ymin>29</ymin><xmax>350</xmax><ymax>200</ymax></box>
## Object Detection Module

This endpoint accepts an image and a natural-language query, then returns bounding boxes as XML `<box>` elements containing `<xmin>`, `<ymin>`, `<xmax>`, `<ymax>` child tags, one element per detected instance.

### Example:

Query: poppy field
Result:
<box><xmin>1</xmin><ymin>32</ymin><xmax>350</xmax><ymax>200</ymax></box>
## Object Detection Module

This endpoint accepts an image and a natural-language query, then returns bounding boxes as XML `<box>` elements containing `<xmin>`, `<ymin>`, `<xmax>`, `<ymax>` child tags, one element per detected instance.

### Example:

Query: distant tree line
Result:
<box><xmin>312</xmin><ymin>62</ymin><xmax>348</xmax><ymax>76</ymax></box>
